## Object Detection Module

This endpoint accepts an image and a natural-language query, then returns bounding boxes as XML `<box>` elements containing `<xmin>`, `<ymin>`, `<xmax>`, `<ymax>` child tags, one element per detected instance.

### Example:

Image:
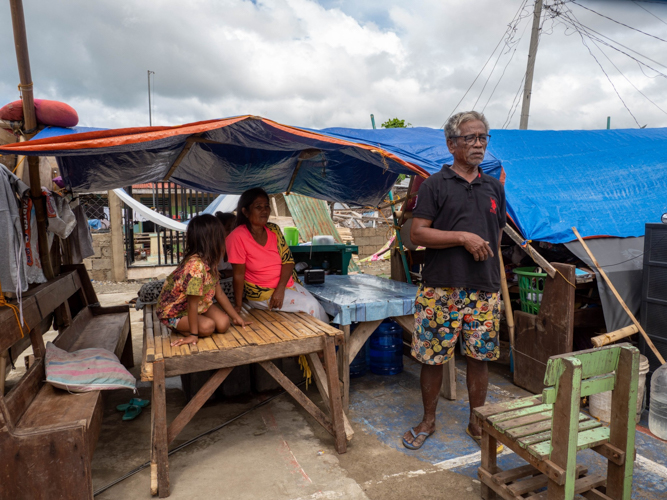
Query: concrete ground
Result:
<box><xmin>89</xmin><ymin>288</ymin><xmax>480</xmax><ymax>500</ymax></box>
<box><xmin>6</xmin><ymin>274</ymin><xmax>667</xmax><ymax>499</ymax></box>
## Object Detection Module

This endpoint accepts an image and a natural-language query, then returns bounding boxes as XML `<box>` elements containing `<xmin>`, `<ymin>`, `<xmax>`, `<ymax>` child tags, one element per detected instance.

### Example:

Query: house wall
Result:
<box><xmin>83</xmin><ymin>233</ymin><xmax>114</xmax><ymax>281</ymax></box>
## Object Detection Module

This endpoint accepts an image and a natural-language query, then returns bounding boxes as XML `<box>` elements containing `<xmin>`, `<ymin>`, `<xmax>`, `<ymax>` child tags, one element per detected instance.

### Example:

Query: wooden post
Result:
<box><xmin>10</xmin><ymin>0</ymin><xmax>53</xmax><ymax>279</ymax></box>
<box><xmin>151</xmin><ymin>360</ymin><xmax>169</xmax><ymax>497</ymax></box>
<box><xmin>108</xmin><ymin>190</ymin><xmax>126</xmax><ymax>281</ymax></box>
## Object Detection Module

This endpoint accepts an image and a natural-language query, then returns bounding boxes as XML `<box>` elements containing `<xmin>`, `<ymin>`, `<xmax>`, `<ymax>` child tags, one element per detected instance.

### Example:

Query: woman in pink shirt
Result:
<box><xmin>226</xmin><ymin>188</ymin><xmax>328</xmax><ymax>322</ymax></box>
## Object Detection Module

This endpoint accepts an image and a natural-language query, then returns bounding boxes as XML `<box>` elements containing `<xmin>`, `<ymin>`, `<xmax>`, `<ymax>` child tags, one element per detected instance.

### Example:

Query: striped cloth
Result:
<box><xmin>45</xmin><ymin>341</ymin><xmax>136</xmax><ymax>393</ymax></box>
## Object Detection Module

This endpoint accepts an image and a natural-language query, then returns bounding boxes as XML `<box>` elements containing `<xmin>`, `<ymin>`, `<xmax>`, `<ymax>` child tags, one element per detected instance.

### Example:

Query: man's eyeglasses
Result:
<box><xmin>450</xmin><ymin>134</ymin><xmax>491</xmax><ymax>146</ymax></box>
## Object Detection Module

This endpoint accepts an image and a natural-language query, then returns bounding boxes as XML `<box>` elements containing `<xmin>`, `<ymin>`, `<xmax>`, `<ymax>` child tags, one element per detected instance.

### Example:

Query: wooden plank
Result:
<box><xmin>144</xmin><ymin>307</ymin><xmax>155</xmax><ymax>362</ymax></box>
<box><xmin>480</xmin><ymin>429</ymin><xmax>499</xmax><ymax>499</ymax></box>
<box><xmin>161</xmin><ymin>336</ymin><xmax>171</xmax><ymax>359</ymax></box>
<box><xmin>606</xmin><ymin>346</ymin><xmax>639</xmax><ymax>499</ymax></box>
<box><xmin>347</xmin><ymin>320</ymin><xmax>382</xmax><ymax>364</ymax></box>
<box><xmin>544</xmin><ymin>348</ymin><xmax>620</xmax><ymax>387</ymax></box>
<box><xmin>196</xmin><ymin>337</ymin><xmax>212</xmax><ymax>352</ymax></box>
<box><xmin>322</xmin><ymin>334</ymin><xmax>347</xmax><ymax>454</ymax></box>
<box><xmin>591</xmin><ymin>442</ymin><xmax>626</xmax><ymax>466</ymax></box>
<box><xmin>229</xmin><ymin>326</ymin><xmax>249</xmax><ymax>346</ymax></box>
<box><xmin>270</xmin><ymin>319</ymin><xmax>300</xmax><ymax>342</ymax></box>
<box><xmin>478</xmin><ymin>468</ymin><xmax>519</xmax><ymax>500</ymax></box>
<box><xmin>242</xmin><ymin>311</ymin><xmax>276</xmax><ymax>343</ymax></box>
<box><xmin>531</xmin><ymin>474</ymin><xmax>606</xmax><ymax>499</ymax></box>
<box><xmin>211</xmin><ymin>333</ymin><xmax>228</xmax><ymax>350</ymax></box>
<box><xmin>278</xmin><ymin>319</ymin><xmax>309</xmax><ymax>339</ymax></box>
<box><xmin>474</xmin><ymin>396</ymin><xmax>542</xmax><ymax>420</ymax></box>
<box><xmin>164</xmin><ymin>335</ymin><xmax>326</xmax><ymax>377</ymax></box>
<box><xmin>513</xmin><ymin>263</ymin><xmax>576</xmax><ymax>395</ymax></box>
<box><xmin>507</xmin><ymin>413</ymin><xmax>587</xmax><ymax>440</ymax></box>
<box><xmin>519</xmin><ymin>419</ymin><xmax>603</xmax><ymax>448</ymax></box>
<box><xmin>491</xmin><ymin>464</ymin><xmax>539</xmax><ymax>486</ymax></box>
<box><xmin>151</xmin><ymin>360</ymin><xmax>169</xmax><ymax>497</ymax></box>
<box><xmin>259</xmin><ymin>360</ymin><xmax>333</xmax><ymax>435</ymax></box>
<box><xmin>305</xmin><ymin>352</ymin><xmax>354</xmax><ymax>441</ymax></box>
<box><xmin>277</xmin><ymin>313</ymin><xmax>313</xmax><ymax>337</ymax></box>
<box><xmin>480</xmin><ymin>419</ymin><xmax>567</xmax><ymax>486</ymax></box>
<box><xmin>507</xmin><ymin>466</ymin><xmax>587</xmax><ymax>496</ymax></box>
<box><xmin>338</xmin><ymin>324</ymin><xmax>350</xmax><ymax>410</ymax></box>
<box><xmin>167</xmin><ymin>368</ymin><xmax>232</xmax><ymax>444</ymax></box>
<box><xmin>252</xmin><ymin>310</ymin><xmax>295</xmax><ymax>341</ymax></box>
<box><xmin>203</xmin><ymin>336</ymin><xmax>219</xmax><ymax>352</ymax></box>
<box><xmin>541</xmin><ymin>357</ymin><xmax>582</xmax><ymax>499</ymax></box>
<box><xmin>494</xmin><ymin>411</ymin><xmax>553</xmax><ymax>432</ymax></box>
<box><xmin>487</xmin><ymin>403</ymin><xmax>553</xmax><ymax>424</ymax></box>
<box><xmin>298</xmin><ymin>312</ymin><xmax>340</xmax><ymax>336</ymax></box>
<box><xmin>251</xmin><ymin>320</ymin><xmax>284</xmax><ymax>344</ymax></box>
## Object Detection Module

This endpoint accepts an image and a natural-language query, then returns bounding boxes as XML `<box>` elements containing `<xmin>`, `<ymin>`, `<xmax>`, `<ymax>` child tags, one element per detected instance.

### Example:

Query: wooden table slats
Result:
<box><xmin>141</xmin><ymin>305</ymin><xmax>337</xmax><ymax>373</ymax></box>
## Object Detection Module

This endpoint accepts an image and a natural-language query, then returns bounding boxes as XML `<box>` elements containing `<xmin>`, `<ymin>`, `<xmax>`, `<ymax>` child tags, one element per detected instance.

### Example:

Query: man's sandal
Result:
<box><xmin>466</xmin><ymin>427</ymin><xmax>504</xmax><ymax>453</ymax></box>
<box><xmin>402</xmin><ymin>427</ymin><xmax>435</xmax><ymax>450</ymax></box>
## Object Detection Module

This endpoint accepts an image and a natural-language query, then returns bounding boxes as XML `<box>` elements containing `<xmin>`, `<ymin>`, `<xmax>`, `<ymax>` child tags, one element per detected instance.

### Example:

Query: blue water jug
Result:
<box><xmin>369</xmin><ymin>320</ymin><xmax>403</xmax><ymax>376</ymax></box>
<box><xmin>350</xmin><ymin>341</ymin><xmax>368</xmax><ymax>378</ymax></box>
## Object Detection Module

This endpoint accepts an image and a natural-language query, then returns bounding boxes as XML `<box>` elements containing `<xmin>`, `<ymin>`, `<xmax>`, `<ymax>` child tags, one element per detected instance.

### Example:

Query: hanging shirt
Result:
<box><xmin>0</xmin><ymin>164</ymin><xmax>29</xmax><ymax>294</ymax></box>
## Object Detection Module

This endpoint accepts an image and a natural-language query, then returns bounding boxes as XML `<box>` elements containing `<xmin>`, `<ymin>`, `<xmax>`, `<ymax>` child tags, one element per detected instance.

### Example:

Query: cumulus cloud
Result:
<box><xmin>1</xmin><ymin>0</ymin><xmax>666</xmax><ymax>130</ymax></box>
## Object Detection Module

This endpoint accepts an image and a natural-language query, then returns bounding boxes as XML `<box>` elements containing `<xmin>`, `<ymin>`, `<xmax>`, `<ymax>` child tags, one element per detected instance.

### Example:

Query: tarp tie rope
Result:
<box><xmin>0</xmin><ymin>281</ymin><xmax>29</xmax><ymax>339</ymax></box>
<box><xmin>298</xmin><ymin>355</ymin><xmax>311</xmax><ymax>390</ymax></box>
<box><xmin>522</xmin><ymin>240</ymin><xmax>576</xmax><ymax>288</ymax></box>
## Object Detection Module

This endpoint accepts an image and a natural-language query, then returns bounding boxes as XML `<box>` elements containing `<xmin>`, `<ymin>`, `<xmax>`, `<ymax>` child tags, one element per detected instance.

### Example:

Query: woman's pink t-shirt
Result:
<box><xmin>226</xmin><ymin>225</ymin><xmax>294</xmax><ymax>289</ymax></box>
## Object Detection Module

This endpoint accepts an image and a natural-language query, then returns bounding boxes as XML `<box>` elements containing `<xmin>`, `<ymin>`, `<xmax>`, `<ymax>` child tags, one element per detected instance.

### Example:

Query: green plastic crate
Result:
<box><xmin>513</xmin><ymin>267</ymin><xmax>547</xmax><ymax>315</ymax></box>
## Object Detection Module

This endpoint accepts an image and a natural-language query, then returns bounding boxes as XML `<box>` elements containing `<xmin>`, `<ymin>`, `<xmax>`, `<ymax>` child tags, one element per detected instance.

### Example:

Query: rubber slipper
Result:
<box><xmin>122</xmin><ymin>405</ymin><xmax>143</xmax><ymax>421</ymax></box>
<box><xmin>402</xmin><ymin>427</ymin><xmax>434</xmax><ymax>450</ymax></box>
<box><xmin>466</xmin><ymin>427</ymin><xmax>504</xmax><ymax>453</ymax></box>
<box><xmin>116</xmin><ymin>398</ymin><xmax>150</xmax><ymax>412</ymax></box>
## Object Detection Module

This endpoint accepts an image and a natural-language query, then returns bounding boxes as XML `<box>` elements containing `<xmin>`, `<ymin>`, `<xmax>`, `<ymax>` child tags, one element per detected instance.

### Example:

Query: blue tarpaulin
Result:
<box><xmin>5</xmin><ymin>118</ymin><xmax>667</xmax><ymax>244</ymax></box>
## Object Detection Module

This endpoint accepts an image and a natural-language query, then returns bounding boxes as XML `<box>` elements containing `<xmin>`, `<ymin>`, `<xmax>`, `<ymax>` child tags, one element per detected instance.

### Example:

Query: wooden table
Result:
<box><xmin>141</xmin><ymin>305</ymin><xmax>349</xmax><ymax>498</ymax></box>
<box><xmin>304</xmin><ymin>274</ymin><xmax>457</xmax><ymax>410</ymax></box>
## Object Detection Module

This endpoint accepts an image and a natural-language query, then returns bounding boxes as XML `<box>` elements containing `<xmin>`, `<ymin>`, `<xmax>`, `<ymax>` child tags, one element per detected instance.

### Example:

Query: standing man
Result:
<box><xmin>402</xmin><ymin>111</ymin><xmax>506</xmax><ymax>450</ymax></box>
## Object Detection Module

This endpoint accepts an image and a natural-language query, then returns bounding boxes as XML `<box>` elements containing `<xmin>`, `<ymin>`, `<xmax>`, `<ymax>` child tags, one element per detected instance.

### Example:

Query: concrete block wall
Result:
<box><xmin>350</xmin><ymin>227</ymin><xmax>392</xmax><ymax>258</ymax></box>
<box><xmin>84</xmin><ymin>233</ymin><xmax>114</xmax><ymax>281</ymax></box>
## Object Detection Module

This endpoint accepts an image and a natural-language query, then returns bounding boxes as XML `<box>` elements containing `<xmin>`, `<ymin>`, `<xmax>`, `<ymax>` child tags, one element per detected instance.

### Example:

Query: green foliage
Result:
<box><xmin>381</xmin><ymin>117</ymin><xmax>411</xmax><ymax>129</ymax></box>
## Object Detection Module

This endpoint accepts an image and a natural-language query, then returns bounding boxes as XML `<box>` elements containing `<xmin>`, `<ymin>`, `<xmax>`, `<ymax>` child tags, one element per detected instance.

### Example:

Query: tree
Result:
<box><xmin>381</xmin><ymin>117</ymin><xmax>411</xmax><ymax>128</ymax></box>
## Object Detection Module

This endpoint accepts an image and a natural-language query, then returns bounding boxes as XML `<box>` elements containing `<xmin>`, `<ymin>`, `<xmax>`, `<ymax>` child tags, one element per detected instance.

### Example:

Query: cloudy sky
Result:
<box><xmin>1</xmin><ymin>0</ymin><xmax>666</xmax><ymax>131</ymax></box>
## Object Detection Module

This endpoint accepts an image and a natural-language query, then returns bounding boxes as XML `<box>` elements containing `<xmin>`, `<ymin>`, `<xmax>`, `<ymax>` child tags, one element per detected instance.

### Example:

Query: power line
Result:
<box><xmin>473</xmin><ymin>1</ymin><xmax>532</xmax><ymax>110</ymax></box>
<box><xmin>443</xmin><ymin>0</ymin><xmax>529</xmax><ymax>126</ymax></box>
<box><xmin>570</xmin><ymin>0</ymin><xmax>667</xmax><ymax>43</ymax></box>
<box><xmin>554</xmin><ymin>3</ymin><xmax>642</xmax><ymax>127</ymax></box>
<box><xmin>633</xmin><ymin>0</ymin><xmax>667</xmax><ymax>26</ymax></box>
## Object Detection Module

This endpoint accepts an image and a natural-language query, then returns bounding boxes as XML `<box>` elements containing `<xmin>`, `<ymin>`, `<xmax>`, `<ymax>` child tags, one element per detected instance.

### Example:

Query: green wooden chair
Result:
<box><xmin>474</xmin><ymin>343</ymin><xmax>639</xmax><ymax>500</ymax></box>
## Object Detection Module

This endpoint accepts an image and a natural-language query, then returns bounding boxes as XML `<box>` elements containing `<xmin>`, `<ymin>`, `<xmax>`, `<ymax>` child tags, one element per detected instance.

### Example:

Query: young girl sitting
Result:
<box><xmin>157</xmin><ymin>214</ymin><xmax>249</xmax><ymax>347</ymax></box>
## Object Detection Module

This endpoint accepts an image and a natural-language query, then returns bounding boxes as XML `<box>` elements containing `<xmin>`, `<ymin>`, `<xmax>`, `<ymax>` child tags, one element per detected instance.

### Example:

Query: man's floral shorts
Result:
<box><xmin>411</xmin><ymin>285</ymin><xmax>501</xmax><ymax>365</ymax></box>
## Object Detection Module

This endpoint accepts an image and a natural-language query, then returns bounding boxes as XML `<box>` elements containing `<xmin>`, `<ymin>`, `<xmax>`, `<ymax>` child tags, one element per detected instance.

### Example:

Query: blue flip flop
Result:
<box><xmin>402</xmin><ymin>427</ymin><xmax>434</xmax><ymax>450</ymax></box>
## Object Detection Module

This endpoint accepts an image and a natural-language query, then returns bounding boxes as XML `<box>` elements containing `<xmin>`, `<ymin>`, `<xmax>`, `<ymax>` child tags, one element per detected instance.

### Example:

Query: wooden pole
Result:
<box><xmin>10</xmin><ymin>0</ymin><xmax>53</xmax><ymax>279</ymax></box>
<box><xmin>519</xmin><ymin>0</ymin><xmax>544</xmax><ymax>130</ymax></box>
<box><xmin>572</xmin><ymin>227</ymin><xmax>665</xmax><ymax>364</ymax></box>
<box><xmin>503</xmin><ymin>224</ymin><xmax>556</xmax><ymax>278</ymax></box>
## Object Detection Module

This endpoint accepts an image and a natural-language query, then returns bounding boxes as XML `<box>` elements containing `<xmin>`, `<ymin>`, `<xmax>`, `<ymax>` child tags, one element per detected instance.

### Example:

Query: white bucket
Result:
<box><xmin>589</xmin><ymin>354</ymin><xmax>649</xmax><ymax>424</ymax></box>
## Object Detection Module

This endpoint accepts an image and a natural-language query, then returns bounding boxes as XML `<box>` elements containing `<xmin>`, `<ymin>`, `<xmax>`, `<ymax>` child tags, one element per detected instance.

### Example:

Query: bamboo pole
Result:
<box><xmin>591</xmin><ymin>325</ymin><xmax>639</xmax><ymax>348</ymax></box>
<box><xmin>10</xmin><ymin>0</ymin><xmax>53</xmax><ymax>279</ymax></box>
<box><xmin>573</xmin><ymin>227</ymin><xmax>665</xmax><ymax>364</ymax></box>
<box><xmin>498</xmin><ymin>249</ymin><xmax>515</xmax><ymax>351</ymax></box>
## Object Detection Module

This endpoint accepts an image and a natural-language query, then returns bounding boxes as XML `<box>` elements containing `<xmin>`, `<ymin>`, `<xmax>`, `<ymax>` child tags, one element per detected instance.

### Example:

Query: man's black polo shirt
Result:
<box><xmin>413</xmin><ymin>164</ymin><xmax>506</xmax><ymax>292</ymax></box>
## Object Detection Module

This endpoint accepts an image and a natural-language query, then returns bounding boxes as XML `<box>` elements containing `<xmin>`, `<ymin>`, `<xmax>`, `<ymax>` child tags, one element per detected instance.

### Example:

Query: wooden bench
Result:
<box><xmin>474</xmin><ymin>344</ymin><xmax>639</xmax><ymax>500</ymax></box>
<box><xmin>0</xmin><ymin>265</ymin><xmax>133</xmax><ymax>500</ymax></box>
<box><xmin>142</xmin><ymin>304</ymin><xmax>351</xmax><ymax>498</ymax></box>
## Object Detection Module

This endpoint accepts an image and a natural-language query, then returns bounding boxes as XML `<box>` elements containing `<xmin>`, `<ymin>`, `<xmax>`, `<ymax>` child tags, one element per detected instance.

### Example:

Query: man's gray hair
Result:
<box><xmin>444</xmin><ymin>111</ymin><xmax>490</xmax><ymax>140</ymax></box>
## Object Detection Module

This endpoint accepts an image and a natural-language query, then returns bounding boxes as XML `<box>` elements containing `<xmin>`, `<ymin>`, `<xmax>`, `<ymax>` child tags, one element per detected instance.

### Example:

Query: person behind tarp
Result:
<box><xmin>156</xmin><ymin>214</ymin><xmax>249</xmax><ymax>347</ymax></box>
<box><xmin>402</xmin><ymin>111</ymin><xmax>506</xmax><ymax>451</ymax></box>
<box><xmin>226</xmin><ymin>188</ymin><xmax>328</xmax><ymax>322</ymax></box>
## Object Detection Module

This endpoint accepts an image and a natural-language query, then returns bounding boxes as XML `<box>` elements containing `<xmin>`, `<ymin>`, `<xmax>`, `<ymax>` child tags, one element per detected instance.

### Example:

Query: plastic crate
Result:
<box><xmin>513</xmin><ymin>267</ymin><xmax>547</xmax><ymax>314</ymax></box>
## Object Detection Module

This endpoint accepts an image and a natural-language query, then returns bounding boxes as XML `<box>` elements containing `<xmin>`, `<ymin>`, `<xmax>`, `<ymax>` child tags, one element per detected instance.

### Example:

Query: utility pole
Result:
<box><xmin>147</xmin><ymin>70</ymin><xmax>155</xmax><ymax>126</ymax></box>
<box><xmin>519</xmin><ymin>0</ymin><xmax>544</xmax><ymax>130</ymax></box>
<box><xmin>10</xmin><ymin>0</ymin><xmax>53</xmax><ymax>279</ymax></box>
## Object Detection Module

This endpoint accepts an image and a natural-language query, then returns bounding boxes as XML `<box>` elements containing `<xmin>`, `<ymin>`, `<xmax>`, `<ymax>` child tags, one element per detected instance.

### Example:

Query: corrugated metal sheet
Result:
<box><xmin>284</xmin><ymin>194</ymin><xmax>359</xmax><ymax>272</ymax></box>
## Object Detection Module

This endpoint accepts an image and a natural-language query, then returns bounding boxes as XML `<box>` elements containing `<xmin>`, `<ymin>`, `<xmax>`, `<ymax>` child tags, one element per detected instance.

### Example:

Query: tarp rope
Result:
<box><xmin>298</xmin><ymin>355</ymin><xmax>312</xmax><ymax>389</ymax></box>
<box><xmin>0</xmin><ymin>281</ymin><xmax>29</xmax><ymax>338</ymax></box>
